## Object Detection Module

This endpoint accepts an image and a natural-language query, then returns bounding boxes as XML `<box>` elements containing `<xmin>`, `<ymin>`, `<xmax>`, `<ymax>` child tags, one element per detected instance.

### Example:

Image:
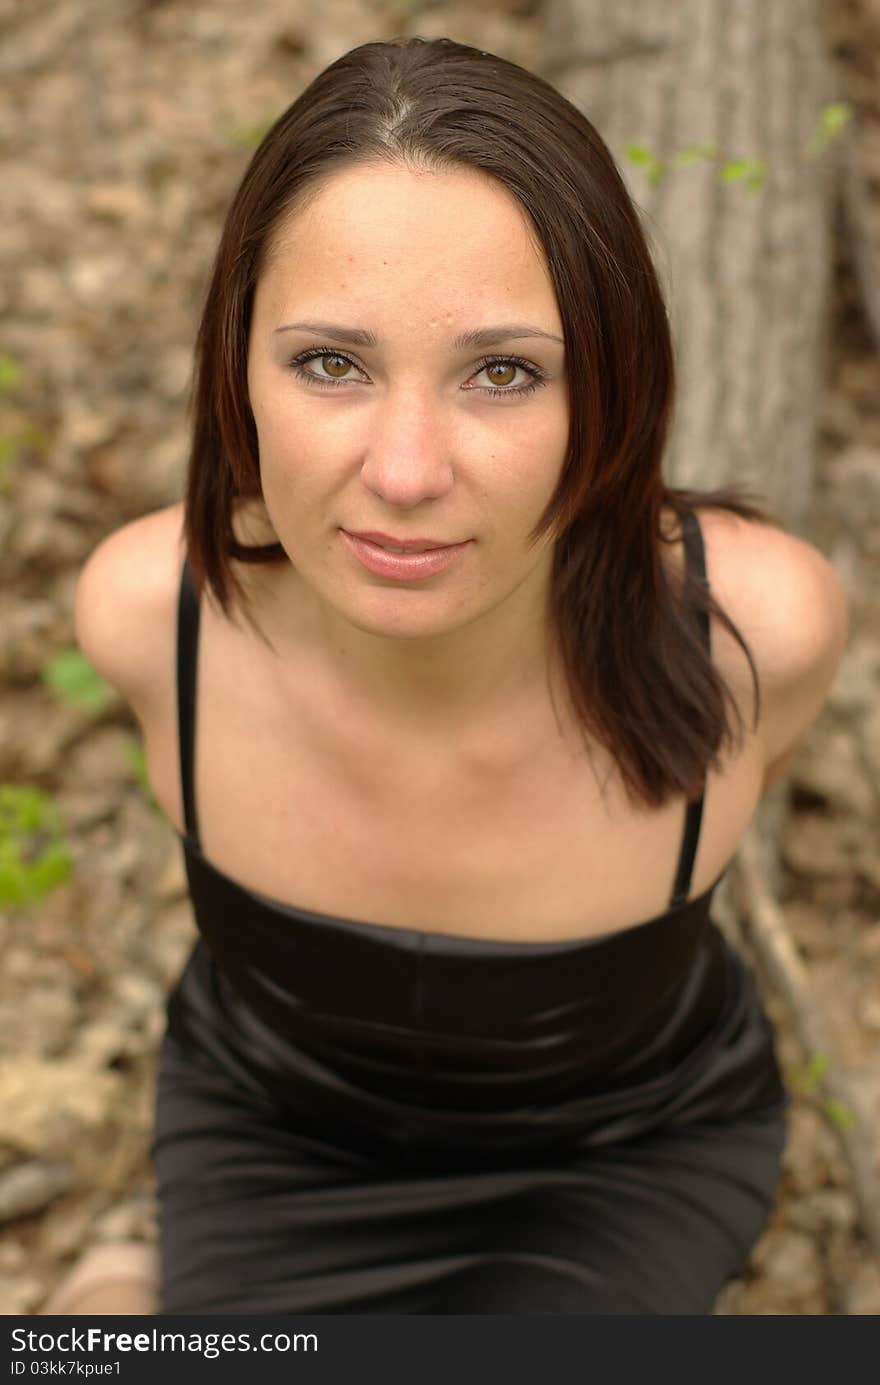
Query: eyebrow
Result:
<box><xmin>272</xmin><ymin>320</ymin><xmax>564</xmax><ymax>349</ymax></box>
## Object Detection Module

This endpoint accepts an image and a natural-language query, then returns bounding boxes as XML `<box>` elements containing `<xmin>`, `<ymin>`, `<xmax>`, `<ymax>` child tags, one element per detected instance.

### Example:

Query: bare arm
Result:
<box><xmin>705</xmin><ymin>514</ymin><xmax>850</xmax><ymax>795</ymax></box>
<box><xmin>72</xmin><ymin>504</ymin><xmax>183</xmax><ymax>728</ymax></box>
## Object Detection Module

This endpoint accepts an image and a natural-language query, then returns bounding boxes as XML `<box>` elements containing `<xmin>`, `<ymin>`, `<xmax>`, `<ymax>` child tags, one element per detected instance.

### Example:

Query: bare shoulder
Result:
<box><xmin>73</xmin><ymin>501</ymin><xmax>186</xmax><ymax>722</ymax></box>
<box><xmin>696</xmin><ymin>505</ymin><xmax>850</xmax><ymax>773</ymax></box>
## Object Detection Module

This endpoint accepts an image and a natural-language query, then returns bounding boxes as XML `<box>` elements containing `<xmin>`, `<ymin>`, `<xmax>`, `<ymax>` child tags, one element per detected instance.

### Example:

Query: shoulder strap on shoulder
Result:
<box><xmin>176</xmin><ymin>554</ymin><xmax>201</xmax><ymax>845</ymax></box>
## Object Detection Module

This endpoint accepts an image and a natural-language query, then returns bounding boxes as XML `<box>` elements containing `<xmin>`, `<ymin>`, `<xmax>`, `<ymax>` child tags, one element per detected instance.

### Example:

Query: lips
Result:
<box><xmin>340</xmin><ymin>529</ymin><xmax>472</xmax><ymax>580</ymax></box>
<box><xmin>346</xmin><ymin>531</ymin><xmax>457</xmax><ymax>553</ymax></box>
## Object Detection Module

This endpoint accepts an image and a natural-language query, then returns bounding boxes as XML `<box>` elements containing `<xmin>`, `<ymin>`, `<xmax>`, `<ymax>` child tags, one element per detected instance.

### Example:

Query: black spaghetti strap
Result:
<box><xmin>176</xmin><ymin>554</ymin><xmax>201</xmax><ymax>847</ymax></box>
<box><xmin>669</xmin><ymin>510</ymin><xmax>709</xmax><ymax>908</ymax></box>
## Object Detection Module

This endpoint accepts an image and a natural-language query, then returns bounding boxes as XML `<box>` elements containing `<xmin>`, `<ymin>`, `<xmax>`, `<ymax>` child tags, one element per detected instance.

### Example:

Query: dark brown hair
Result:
<box><xmin>183</xmin><ymin>35</ymin><xmax>775</xmax><ymax>808</ymax></box>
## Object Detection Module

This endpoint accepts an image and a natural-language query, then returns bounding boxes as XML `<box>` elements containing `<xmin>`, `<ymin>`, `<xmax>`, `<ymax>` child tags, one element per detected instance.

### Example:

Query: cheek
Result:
<box><xmin>497</xmin><ymin>427</ymin><xmax>567</xmax><ymax>510</ymax></box>
<box><xmin>253</xmin><ymin>396</ymin><xmax>298</xmax><ymax>455</ymax></box>
<box><xmin>257</xmin><ymin>398</ymin><xmax>357</xmax><ymax>470</ymax></box>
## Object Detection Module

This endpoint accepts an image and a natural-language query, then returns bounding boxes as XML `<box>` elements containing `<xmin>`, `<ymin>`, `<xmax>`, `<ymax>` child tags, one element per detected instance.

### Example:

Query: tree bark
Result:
<box><xmin>540</xmin><ymin>0</ymin><xmax>842</xmax><ymax>534</ymax></box>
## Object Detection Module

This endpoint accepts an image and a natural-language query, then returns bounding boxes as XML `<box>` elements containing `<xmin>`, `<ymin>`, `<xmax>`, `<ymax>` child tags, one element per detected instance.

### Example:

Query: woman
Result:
<box><xmin>57</xmin><ymin>36</ymin><xmax>847</xmax><ymax>1315</ymax></box>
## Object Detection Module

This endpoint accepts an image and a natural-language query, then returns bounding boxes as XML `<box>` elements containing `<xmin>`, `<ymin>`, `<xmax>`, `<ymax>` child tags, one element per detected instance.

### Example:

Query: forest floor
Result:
<box><xmin>0</xmin><ymin>0</ymin><xmax>878</xmax><ymax>1315</ymax></box>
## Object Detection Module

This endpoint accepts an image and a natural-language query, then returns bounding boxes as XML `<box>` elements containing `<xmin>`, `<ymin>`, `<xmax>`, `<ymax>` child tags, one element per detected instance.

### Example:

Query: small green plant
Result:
<box><xmin>0</xmin><ymin>784</ymin><xmax>72</xmax><ymax>908</ymax></box>
<box><xmin>807</xmin><ymin>101</ymin><xmax>853</xmax><ymax>157</ymax></box>
<box><xmin>124</xmin><ymin>739</ymin><xmax>164</xmax><ymax>820</ymax></box>
<box><xmin>795</xmin><ymin>1050</ymin><xmax>832</xmax><ymax>1092</ymax></box>
<box><xmin>625</xmin><ymin>101</ymin><xmax>852</xmax><ymax>192</ymax></box>
<box><xmin>625</xmin><ymin>143</ymin><xmax>666</xmax><ymax>187</ymax></box>
<box><xmin>670</xmin><ymin>142</ymin><xmax>721</xmax><ymax>169</ymax></box>
<box><xmin>823</xmin><ymin>1098</ymin><xmax>856</xmax><ymax>1132</ymax></box>
<box><xmin>43</xmin><ymin>651</ymin><xmax>162</xmax><ymax>816</ymax></box>
<box><xmin>0</xmin><ymin>357</ymin><xmax>52</xmax><ymax>492</ymax></box>
<box><xmin>42</xmin><ymin>649</ymin><xmax>112</xmax><ymax>714</ymax></box>
<box><xmin>0</xmin><ymin>355</ymin><xmax>22</xmax><ymax>391</ymax></box>
<box><xmin>125</xmin><ymin>739</ymin><xmax>149</xmax><ymax>794</ymax></box>
<box><xmin>789</xmin><ymin>1049</ymin><xmax>857</xmax><ymax>1133</ymax></box>
<box><xmin>719</xmin><ymin>156</ymin><xmax>768</xmax><ymax>194</ymax></box>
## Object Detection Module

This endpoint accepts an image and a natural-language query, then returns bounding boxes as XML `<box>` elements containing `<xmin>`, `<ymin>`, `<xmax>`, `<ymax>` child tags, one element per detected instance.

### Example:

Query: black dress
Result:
<box><xmin>150</xmin><ymin>511</ymin><xmax>789</xmax><ymax>1315</ymax></box>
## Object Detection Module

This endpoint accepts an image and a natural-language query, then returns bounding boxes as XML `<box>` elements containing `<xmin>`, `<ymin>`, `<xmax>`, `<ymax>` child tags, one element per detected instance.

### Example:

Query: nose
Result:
<box><xmin>358</xmin><ymin>390</ymin><xmax>455</xmax><ymax>508</ymax></box>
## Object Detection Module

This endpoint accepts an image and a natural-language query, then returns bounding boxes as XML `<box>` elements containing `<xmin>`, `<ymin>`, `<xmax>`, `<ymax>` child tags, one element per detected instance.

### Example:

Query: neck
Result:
<box><xmin>260</xmin><ymin>574</ymin><xmax>571</xmax><ymax>767</ymax></box>
<box><xmin>230</xmin><ymin>499</ymin><xmax>572</xmax><ymax>753</ymax></box>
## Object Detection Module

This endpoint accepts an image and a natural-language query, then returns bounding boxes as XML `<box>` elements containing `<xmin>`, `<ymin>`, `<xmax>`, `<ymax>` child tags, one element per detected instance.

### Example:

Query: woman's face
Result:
<box><xmin>246</xmin><ymin>161</ymin><xmax>569</xmax><ymax>644</ymax></box>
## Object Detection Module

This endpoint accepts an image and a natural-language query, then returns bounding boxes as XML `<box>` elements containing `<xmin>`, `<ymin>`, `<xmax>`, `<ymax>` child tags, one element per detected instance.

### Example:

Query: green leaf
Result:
<box><xmin>808</xmin><ymin>101</ymin><xmax>854</xmax><ymax>156</ymax></box>
<box><xmin>125</xmin><ymin>739</ymin><xmax>148</xmax><ymax>787</ymax></box>
<box><xmin>125</xmin><ymin>738</ymin><xmax>165</xmax><ymax>818</ymax></box>
<box><xmin>0</xmin><ymin>854</ymin><xmax>30</xmax><ymax>907</ymax></box>
<box><xmin>0</xmin><ymin>783</ymin><xmax>58</xmax><ymax>835</ymax></box>
<box><xmin>20</xmin><ymin>842</ymin><xmax>72</xmax><ymax>903</ymax></box>
<box><xmin>624</xmin><ymin>144</ymin><xmax>666</xmax><ymax>184</ymax></box>
<box><xmin>125</xmin><ymin>739</ymin><xmax>161</xmax><ymax>816</ymax></box>
<box><xmin>719</xmin><ymin>157</ymin><xmax>767</xmax><ymax>194</ymax></box>
<box><xmin>0</xmin><ymin>356</ymin><xmax>21</xmax><ymax>392</ymax></box>
<box><xmin>0</xmin><ymin>845</ymin><xmax>71</xmax><ymax>907</ymax></box>
<box><xmin>822</xmin><ymin>101</ymin><xmax>853</xmax><ymax>135</ymax></box>
<box><xmin>0</xmin><ymin>784</ymin><xmax>71</xmax><ymax>908</ymax></box>
<box><xmin>824</xmin><ymin>1099</ymin><xmax>856</xmax><ymax>1131</ymax></box>
<box><xmin>806</xmin><ymin>1051</ymin><xmax>831</xmax><ymax>1085</ymax></box>
<box><xmin>42</xmin><ymin>649</ymin><xmax>112</xmax><ymax>713</ymax></box>
<box><xmin>671</xmin><ymin>143</ymin><xmax>720</xmax><ymax>168</ymax></box>
<box><xmin>789</xmin><ymin>1049</ymin><xmax>833</xmax><ymax>1094</ymax></box>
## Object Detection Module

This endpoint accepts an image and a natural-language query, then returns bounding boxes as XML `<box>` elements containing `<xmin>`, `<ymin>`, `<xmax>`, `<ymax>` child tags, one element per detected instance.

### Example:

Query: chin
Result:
<box><xmin>340</xmin><ymin>590</ymin><xmax>468</xmax><ymax>640</ymax></box>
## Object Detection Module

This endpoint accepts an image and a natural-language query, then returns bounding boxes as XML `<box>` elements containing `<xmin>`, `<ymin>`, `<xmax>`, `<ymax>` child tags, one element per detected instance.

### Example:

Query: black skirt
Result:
<box><xmin>150</xmin><ymin>928</ymin><xmax>788</xmax><ymax>1315</ymax></box>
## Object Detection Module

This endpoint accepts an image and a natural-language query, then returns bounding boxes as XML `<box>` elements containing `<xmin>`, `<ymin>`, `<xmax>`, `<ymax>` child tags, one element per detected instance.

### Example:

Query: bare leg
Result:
<box><xmin>40</xmin><ymin>1243</ymin><xmax>158</xmax><ymax>1315</ymax></box>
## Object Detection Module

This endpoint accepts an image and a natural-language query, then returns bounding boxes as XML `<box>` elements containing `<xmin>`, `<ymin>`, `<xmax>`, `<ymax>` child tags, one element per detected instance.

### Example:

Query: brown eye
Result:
<box><xmin>287</xmin><ymin>349</ymin><xmax>365</xmax><ymax>389</ymax></box>
<box><xmin>321</xmin><ymin>354</ymin><xmax>352</xmax><ymax>378</ymax></box>
<box><xmin>485</xmin><ymin>362</ymin><xmax>517</xmax><ymax>387</ymax></box>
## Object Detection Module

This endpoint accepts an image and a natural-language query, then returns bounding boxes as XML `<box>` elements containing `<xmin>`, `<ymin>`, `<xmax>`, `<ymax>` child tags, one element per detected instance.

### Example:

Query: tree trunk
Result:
<box><xmin>541</xmin><ymin>0</ymin><xmax>841</xmax><ymax>533</ymax></box>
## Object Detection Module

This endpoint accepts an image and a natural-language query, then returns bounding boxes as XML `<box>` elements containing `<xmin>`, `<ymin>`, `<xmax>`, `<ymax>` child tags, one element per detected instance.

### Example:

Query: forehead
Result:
<box><xmin>258</xmin><ymin>163</ymin><xmax>557</xmax><ymax>312</ymax></box>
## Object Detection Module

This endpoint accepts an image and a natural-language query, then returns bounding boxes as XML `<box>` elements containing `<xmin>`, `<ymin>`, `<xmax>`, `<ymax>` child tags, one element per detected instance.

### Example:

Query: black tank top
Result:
<box><xmin>169</xmin><ymin>510</ymin><xmax>738</xmax><ymax>1151</ymax></box>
